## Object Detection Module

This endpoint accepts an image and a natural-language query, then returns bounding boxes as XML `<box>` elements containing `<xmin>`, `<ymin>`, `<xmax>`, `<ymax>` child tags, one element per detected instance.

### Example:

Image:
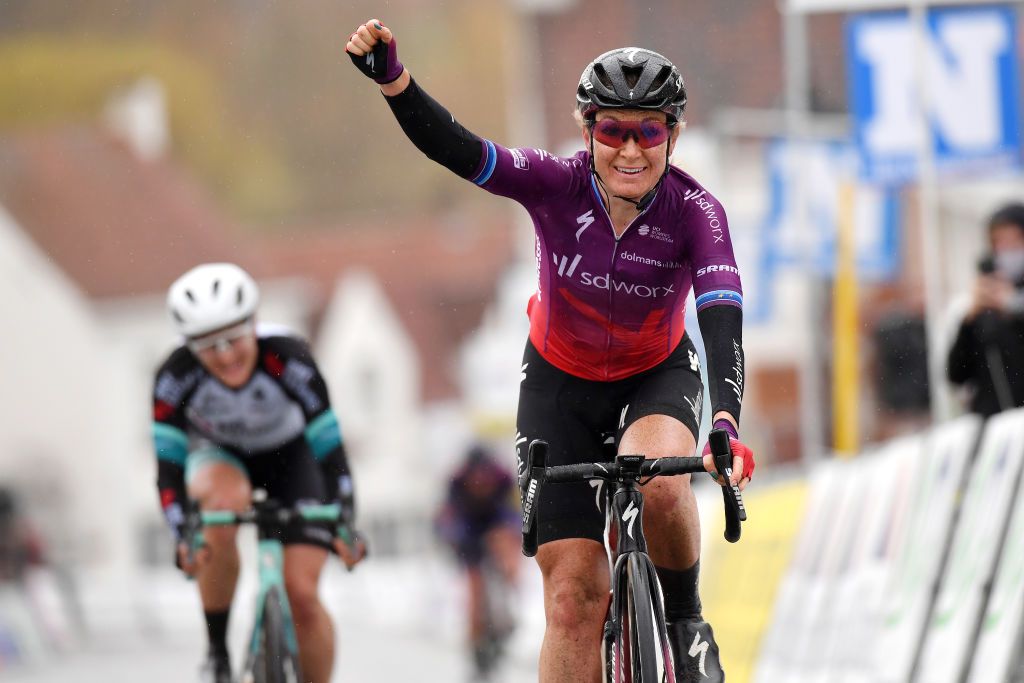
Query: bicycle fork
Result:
<box><xmin>602</xmin><ymin>483</ymin><xmax>677</xmax><ymax>683</ymax></box>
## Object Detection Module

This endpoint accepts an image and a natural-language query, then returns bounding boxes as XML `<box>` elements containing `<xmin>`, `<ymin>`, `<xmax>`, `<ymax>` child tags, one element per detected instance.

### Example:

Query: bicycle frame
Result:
<box><xmin>245</xmin><ymin>535</ymin><xmax>299</xmax><ymax>670</ymax></box>
<box><xmin>196</xmin><ymin>499</ymin><xmax>344</xmax><ymax>682</ymax></box>
<box><xmin>519</xmin><ymin>431</ymin><xmax>745</xmax><ymax>682</ymax></box>
<box><xmin>605</xmin><ymin>471</ymin><xmax>675</xmax><ymax>680</ymax></box>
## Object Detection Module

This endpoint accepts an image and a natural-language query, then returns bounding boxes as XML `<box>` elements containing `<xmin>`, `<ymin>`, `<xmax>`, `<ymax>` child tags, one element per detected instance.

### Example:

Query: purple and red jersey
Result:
<box><xmin>469</xmin><ymin>143</ymin><xmax>742</xmax><ymax>382</ymax></box>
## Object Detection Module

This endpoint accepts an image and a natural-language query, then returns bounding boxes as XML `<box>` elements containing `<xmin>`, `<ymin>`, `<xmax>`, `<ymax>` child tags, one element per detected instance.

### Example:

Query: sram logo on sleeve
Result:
<box><xmin>696</xmin><ymin>264</ymin><xmax>740</xmax><ymax>277</ymax></box>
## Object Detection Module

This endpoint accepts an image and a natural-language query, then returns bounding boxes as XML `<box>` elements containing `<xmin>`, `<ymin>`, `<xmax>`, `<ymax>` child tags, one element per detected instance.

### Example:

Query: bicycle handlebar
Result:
<box><xmin>199</xmin><ymin>502</ymin><xmax>343</xmax><ymax>527</ymax></box>
<box><xmin>520</xmin><ymin>429</ymin><xmax>747</xmax><ymax>557</ymax></box>
<box><xmin>183</xmin><ymin>500</ymin><xmax>366</xmax><ymax>573</ymax></box>
<box><xmin>543</xmin><ymin>456</ymin><xmax>705</xmax><ymax>484</ymax></box>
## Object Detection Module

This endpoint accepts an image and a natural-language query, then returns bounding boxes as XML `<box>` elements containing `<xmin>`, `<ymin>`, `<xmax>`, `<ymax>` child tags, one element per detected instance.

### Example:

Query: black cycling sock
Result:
<box><xmin>204</xmin><ymin>609</ymin><xmax>230</xmax><ymax>656</ymax></box>
<box><xmin>656</xmin><ymin>561</ymin><xmax>703</xmax><ymax>623</ymax></box>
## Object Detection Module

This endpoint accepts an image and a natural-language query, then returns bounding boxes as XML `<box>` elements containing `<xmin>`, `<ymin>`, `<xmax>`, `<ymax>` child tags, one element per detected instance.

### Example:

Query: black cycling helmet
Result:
<box><xmin>576</xmin><ymin>47</ymin><xmax>687</xmax><ymax>123</ymax></box>
<box><xmin>988</xmin><ymin>202</ymin><xmax>1024</xmax><ymax>235</ymax></box>
<box><xmin>465</xmin><ymin>444</ymin><xmax>492</xmax><ymax>466</ymax></box>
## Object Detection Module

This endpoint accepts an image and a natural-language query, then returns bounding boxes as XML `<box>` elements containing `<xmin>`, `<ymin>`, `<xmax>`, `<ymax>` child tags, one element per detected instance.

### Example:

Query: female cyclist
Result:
<box><xmin>346</xmin><ymin>21</ymin><xmax>754</xmax><ymax>682</ymax></box>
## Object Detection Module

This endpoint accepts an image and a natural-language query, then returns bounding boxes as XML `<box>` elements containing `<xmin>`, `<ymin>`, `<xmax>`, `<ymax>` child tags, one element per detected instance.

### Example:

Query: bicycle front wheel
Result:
<box><xmin>253</xmin><ymin>587</ymin><xmax>302</xmax><ymax>683</ymax></box>
<box><xmin>608</xmin><ymin>554</ymin><xmax>671</xmax><ymax>683</ymax></box>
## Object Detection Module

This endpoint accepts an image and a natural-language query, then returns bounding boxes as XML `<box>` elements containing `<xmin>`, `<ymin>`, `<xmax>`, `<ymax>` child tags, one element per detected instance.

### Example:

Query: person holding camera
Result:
<box><xmin>947</xmin><ymin>203</ymin><xmax>1024</xmax><ymax>416</ymax></box>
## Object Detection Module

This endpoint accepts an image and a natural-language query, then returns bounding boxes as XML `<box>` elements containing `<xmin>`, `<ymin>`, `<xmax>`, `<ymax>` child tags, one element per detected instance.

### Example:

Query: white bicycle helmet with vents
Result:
<box><xmin>167</xmin><ymin>263</ymin><xmax>259</xmax><ymax>338</ymax></box>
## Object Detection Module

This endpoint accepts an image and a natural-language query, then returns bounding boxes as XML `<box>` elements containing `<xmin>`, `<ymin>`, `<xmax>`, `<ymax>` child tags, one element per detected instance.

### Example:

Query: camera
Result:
<box><xmin>979</xmin><ymin>253</ymin><xmax>1024</xmax><ymax>313</ymax></box>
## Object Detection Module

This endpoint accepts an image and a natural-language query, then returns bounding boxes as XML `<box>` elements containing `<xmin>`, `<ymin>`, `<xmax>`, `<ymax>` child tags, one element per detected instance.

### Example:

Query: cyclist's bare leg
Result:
<box><xmin>466</xmin><ymin>565</ymin><xmax>485</xmax><ymax>645</ymax></box>
<box><xmin>618</xmin><ymin>415</ymin><xmax>700</xmax><ymax>569</ymax></box>
<box><xmin>187</xmin><ymin>462</ymin><xmax>251</xmax><ymax>615</ymax></box>
<box><xmin>536</xmin><ymin>539</ymin><xmax>609</xmax><ymax>682</ymax></box>
<box><xmin>284</xmin><ymin>544</ymin><xmax>332</xmax><ymax>683</ymax></box>
<box><xmin>485</xmin><ymin>526</ymin><xmax>522</xmax><ymax>584</ymax></box>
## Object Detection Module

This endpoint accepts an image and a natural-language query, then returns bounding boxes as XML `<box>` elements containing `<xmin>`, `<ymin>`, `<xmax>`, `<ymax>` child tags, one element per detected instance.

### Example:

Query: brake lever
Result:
<box><xmin>709</xmin><ymin>429</ymin><xmax>747</xmax><ymax>543</ymax></box>
<box><xmin>520</xmin><ymin>440</ymin><xmax>548</xmax><ymax>558</ymax></box>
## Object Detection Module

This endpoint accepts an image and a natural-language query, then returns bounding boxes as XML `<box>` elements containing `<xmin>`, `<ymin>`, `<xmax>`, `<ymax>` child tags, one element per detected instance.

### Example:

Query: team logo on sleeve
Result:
<box><xmin>695</xmin><ymin>264</ymin><xmax>740</xmax><ymax>277</ymax></box>
<box><xmin>511</xmin><ymin>148</ymin><xmax>530</xmax><ymax>170</ymax></box>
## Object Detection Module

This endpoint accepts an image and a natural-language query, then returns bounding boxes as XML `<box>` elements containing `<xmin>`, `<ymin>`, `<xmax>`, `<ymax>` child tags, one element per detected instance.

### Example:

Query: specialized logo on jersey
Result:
<box><xmin>683</xmin><ymin>188</ymin><xmax>725</xmax><ymax>244</ymax></box>
<box><xmin>637</xmin><ymin>224</ymin><xmax>673</xmax><ymax>244</ymax></box>
<box><xmin>576</xmin><ymin>210</ymin><xmax>595</xmax><ymax>241</ymax></box>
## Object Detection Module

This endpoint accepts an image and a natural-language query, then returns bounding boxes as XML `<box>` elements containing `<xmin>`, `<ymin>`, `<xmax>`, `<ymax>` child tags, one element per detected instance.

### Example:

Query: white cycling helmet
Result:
<box><xmin>167</xmin><ymin>263</ymin><xmax>259</xmax><ymax>337</ymax></box>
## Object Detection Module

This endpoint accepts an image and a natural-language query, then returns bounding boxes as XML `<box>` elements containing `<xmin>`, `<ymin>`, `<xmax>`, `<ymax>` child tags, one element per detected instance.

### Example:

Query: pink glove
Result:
<box><xmin>703</xmin><ymin>420</ymin><xmax>755</xmax><ymax>483</ymax></box>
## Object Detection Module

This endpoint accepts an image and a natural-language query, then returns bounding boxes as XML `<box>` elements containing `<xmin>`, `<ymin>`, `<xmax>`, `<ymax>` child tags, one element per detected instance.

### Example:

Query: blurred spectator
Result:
<box><xmin>0</xmin><ymin>486</ymin><xmax>45</xmax><ymax>583</ymax></box>
<box><xmin>435</xmin><ymin>444</ymin><xmax>521</xmax><ymax>680</ymax></box>
<box><xmin>874</xmin><ymin>313</ymin><xmax>931</xmax><ymax>413</ymax></box>
<box><xmin>947</xmin><ymin>203</ymin><xmax>1024</xmax><ymax>416</ymax></box>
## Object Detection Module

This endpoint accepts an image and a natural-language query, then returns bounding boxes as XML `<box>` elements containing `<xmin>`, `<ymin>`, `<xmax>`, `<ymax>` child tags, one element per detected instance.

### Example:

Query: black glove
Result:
<box><xmin>347</xmin><ymin>26</ymin><xmax>404</xmax><ymax>84</ymax></box>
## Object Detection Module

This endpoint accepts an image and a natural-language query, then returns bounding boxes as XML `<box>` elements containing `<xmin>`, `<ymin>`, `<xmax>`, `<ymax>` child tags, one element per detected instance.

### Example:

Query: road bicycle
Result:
<box><xmin>186</xmin><ymin>491</ymin><xmax>358</xmax><ymax>683</ymax></box>
<box><xmin>520</xmin><ymin>429</ymin><xmax>746</xmax><ymax>682</ymax></box>
<box><xmin>470</xmin><ymin>548</ymin><xmax>519</xmax><ymax>681</ymax></box>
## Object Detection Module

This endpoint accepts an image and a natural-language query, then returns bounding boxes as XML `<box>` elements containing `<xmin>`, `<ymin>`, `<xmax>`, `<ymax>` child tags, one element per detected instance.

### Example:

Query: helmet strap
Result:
<box><xmin>588</xmin><ymin>133</ymin><xmax>614</xmax><ymax>211</ymax></box>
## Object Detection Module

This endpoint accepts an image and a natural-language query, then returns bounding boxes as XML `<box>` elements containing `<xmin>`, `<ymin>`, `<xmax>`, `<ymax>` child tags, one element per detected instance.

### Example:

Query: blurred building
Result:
<box><xmin>0</xmin><ymin>83</ymin><xmax>512</xmax><ymax>577</ymax></box>
<box><xmin>3</xmin><ymin>1</ymin><xmax>1022</xmax><ymax>580</ymax></box>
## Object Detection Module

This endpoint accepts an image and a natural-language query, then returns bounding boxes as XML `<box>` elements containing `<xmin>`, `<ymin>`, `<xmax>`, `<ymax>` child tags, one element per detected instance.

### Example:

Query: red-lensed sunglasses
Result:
<box><xmin>590</xmin><ymin>118</ymin><xmax>674</xmax><ymax>150</ymax></box>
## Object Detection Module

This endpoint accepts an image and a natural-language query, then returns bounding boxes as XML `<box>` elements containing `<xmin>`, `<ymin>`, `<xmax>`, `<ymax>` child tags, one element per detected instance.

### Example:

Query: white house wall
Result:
<box><xmin>0</xmin><ymin>206</ymin><xmax>130</xmax><ymax>573</ymax></box>
<box><xmin>315</xmin><ymin>271</ymin><xmax>427</xmax><ymax>518</ymax></box>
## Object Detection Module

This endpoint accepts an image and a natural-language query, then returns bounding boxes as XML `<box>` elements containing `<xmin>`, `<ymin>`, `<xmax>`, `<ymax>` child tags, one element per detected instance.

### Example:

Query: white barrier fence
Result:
<box><xmin>754</xmin><ymin>409</ymin><xmax>1024</xmax><ymax>683</ymax></box>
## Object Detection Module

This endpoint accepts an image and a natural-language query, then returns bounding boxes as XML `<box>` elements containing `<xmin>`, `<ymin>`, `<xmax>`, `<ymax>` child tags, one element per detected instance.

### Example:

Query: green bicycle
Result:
<box><xmin>187</xmin><ymin>492</ymin><xmax>357</xmax><ymax>683</ymax></box>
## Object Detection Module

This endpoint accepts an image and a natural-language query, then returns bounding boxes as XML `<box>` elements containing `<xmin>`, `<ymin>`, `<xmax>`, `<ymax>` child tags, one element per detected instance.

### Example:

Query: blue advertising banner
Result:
<box><xmin>847</xmin><ymin>6</ymin><xmax>1022</xmax><ymax>184</ymax></box>
<box><xmin>751</xmin><ymin>138</ymin><xmax>900</xmax><ymax>321</ymax></box>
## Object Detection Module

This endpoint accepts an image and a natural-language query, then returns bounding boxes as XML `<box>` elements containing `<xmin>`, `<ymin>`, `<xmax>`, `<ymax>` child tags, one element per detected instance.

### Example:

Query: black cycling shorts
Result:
<box><xmin>187</xmin><ymin>437</ymin><xmax>335</xmax><ymax>551</ymax></box>
<box><xmin>516</xmin><ymin>335</ymin><xmax>704</xmax><ymax>546</ymax></box>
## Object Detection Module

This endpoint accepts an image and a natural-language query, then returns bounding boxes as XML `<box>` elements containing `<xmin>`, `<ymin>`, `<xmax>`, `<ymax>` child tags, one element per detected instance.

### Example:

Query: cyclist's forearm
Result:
<box><xmin>384</xmin><ymin>76</ymin><xmax>485</xmax><ymax>178</ymax></box>
<box><xmin>156</xmin><ymin>460</ymin><xmax>188</xmax><ymax>539</ymax></box>
<box><xmin>318</xmin><ymin>445</ymin><xmax>357</xmax><ymax>521</ymax></box>
<box><xmin>697</xmin><ymin>304</ymin><xmax>745</xmax><ymax>425</ymax></box>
